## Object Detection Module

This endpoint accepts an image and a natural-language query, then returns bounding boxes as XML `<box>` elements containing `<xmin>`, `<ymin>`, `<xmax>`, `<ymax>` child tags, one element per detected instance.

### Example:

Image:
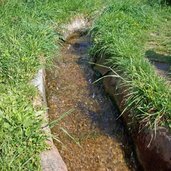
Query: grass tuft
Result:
<box><xmin>0</xmin><ymin>0</ymin><xmax>112</xmax><ymax>169</ymax></box>
<box><xmin>90</xmin><ymin>0</ymin><xmax>171</xmax><ymax>130</ymax></box>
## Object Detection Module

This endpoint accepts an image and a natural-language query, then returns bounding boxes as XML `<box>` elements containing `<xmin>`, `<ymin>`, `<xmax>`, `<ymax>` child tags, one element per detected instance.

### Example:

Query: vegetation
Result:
<box><xmin>91</xmin><ymin>0</ymin><xmax>171</xmax><ymax>130</ymax></box>
<box><xmin>1</xmin><ymin>0</ymin><xmax>171</xmax><ymax>169</ymax></box>
<box><xmin>0</xmin><ymin>0</ymin><xmax>109</xmax><ymax>170</ymax></box>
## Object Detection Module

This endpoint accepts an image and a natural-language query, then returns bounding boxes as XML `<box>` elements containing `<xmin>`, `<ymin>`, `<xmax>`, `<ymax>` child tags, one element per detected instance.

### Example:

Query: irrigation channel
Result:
<box><xmin>46</xmin><ymin>32</ymin><xmax>141</xmax><ymax>171</ymax></box>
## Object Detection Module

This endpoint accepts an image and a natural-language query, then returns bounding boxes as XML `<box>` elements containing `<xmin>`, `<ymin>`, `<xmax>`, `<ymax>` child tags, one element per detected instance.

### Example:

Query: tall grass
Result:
<box><xmin>90</xmin><ymin>0</ymin><xmax>171</xmax><ymax>130</ymax></box>
<box><xmin>0</xmin><ymin>0</ymin><xmax>109</xmax><ymax>170</ymax></box>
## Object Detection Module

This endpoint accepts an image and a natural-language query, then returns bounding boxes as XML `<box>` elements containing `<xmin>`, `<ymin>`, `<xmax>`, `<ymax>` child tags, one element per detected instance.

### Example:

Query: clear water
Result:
<box><xmin>46</xmin><ymin>33</ymin><xmax>140</xmax><ymax>171</ymax></box>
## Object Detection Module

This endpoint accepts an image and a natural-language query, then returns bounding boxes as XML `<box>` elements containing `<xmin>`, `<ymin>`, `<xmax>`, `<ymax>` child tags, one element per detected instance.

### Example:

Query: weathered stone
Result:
<box><xmin>135</xmin><ymin>128</ymin><xmax>171</xmax><ymax>171</ymax></box>
<box><xmin>32</xmin><ymin>69</ymin><xmax>68</xmax><ymax>171</ymax></box>
<box><xmin>40</xmin><ymin>141</ymin><xmax>68</xmax><ymax>171</ymax></box>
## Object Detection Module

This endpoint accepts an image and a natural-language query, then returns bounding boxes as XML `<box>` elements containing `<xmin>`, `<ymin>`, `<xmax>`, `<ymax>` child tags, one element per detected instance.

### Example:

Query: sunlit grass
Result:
<box><xmin>90</xmin><ymin>0</ymin><xmax>171</xmax><ymax>130</ymax></box>
<box><xmin>0</xmin><ymin>0</ymin><xmax>109</xmax><ymax>170</ymax></box>
<box><xmin>1</xmin><ymin>0</ymin><xmax>170</xmax><ymax>169</ymax></box>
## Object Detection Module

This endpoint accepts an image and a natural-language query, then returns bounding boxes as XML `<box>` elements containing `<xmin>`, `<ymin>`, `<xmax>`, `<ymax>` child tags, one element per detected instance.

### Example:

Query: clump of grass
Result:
<box><xmin>0</xmin><ymin>0</ymin><xmax>112</xmax><ymax>170</ymax></box>
<box><xmin>90</xmin><ymin>0</ymin><xmax>171</xmax><ymax>130</ymax></box>
<box><xmin>0</xmin><ymin>1</ymin><xmax>56</xmax><ymax>170</ymax></box>
<box><xmin>0</xmin><ymin>84</ymin><xmax>46</xmax><ymax>170</ymax></box>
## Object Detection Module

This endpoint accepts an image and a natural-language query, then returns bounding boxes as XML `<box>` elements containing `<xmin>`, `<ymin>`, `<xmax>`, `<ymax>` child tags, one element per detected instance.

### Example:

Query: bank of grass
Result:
<box><xmin>0</xmin><ymin>0</ymin><xmax>109</xmax><ymax>170</ymax></box>
<box><xmin>90</xmin><ymin>0</ymin><xmax>171</xmax><ymax>130</ymax></box>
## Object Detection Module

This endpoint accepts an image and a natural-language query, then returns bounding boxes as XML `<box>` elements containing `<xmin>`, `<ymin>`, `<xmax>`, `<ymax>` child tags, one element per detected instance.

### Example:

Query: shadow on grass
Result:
<box><xmin>146</xmin><ymin>50</ymin><xmax>171</xmax><ymax>73</ymax></box>
<box><xmin>145</xmin><ymin>50</ymin><xmax>171</xmax><ymax>63</ymax></box>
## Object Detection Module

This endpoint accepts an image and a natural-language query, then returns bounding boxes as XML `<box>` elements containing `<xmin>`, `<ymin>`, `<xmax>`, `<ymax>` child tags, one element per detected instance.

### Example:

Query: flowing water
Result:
<box><xmin>46</xmin><ymin>32</ymin><xmax>141</xmax><ymax>171</ymax></box>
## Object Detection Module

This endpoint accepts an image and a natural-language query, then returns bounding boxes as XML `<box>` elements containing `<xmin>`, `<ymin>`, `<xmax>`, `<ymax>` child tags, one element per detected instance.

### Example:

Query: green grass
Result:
<box><xmin>90</xmin><ymin>0</ymin><xmax>171</xmax><ymax>130</ymax></box>
<box><xmin>0</xmin><ymin>0</ymin><xmax>110</xmax><ymax>170</ymax></box>
<box><xmin>0</xmin><ymin>85</ymin><xmax>46</xmax><ymax>170</ymax></box>
<box><xmin>145</xmin><ymin>7</ymin><xmax>171</xmax><ymax>63</ymax></box>
<box><xmin>1</xmin><ymin>0</ymin><xmax>170</xmax><ymax>169</ymax></box>
<box><xmin>0</xmin><ymin>1</ymin><xmax>57</xmax><ymax>170</ymax></box>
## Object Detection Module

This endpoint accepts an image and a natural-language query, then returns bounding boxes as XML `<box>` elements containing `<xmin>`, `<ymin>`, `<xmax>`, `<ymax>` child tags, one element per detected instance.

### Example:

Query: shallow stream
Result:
<box><xmin>46</xmin><ymin>33</ymin><xmax>141</xmax><ymax>171</ymax></box>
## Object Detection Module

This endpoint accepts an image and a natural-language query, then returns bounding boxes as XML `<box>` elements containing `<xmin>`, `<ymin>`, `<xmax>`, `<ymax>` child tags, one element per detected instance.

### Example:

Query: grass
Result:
<box><xmin>0</xmin><ymin>84</ymin><xmax>46</xmax><ymax>170</ymax></box>
<box><xmin>1</xmin><ymin>0</ymin><xmax>170</xmax><ymax>169</ymax></box>
<box><xmin>145</xmin><ymin>8</ymin><xmax>171</xmax><ymax>64</ymax></box>
<box><xmin>0</xmin><ymin>0</ymin><xmax>111</xmax><ymax>170</ymax></box>
<box><xmin>90</xmin><ymin>0</ymin><xmax>171</xmax><ymax>130</ymax></box>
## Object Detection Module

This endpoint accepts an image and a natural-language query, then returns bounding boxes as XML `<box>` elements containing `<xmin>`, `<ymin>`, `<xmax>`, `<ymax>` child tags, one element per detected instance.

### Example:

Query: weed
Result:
<box><xmin>90</xmin><ymin>0</ymin><xmax>171</xmax><ymax>130</ymax></box>
<box><xmin>0</xmin><ymin>0</ymin><xmax>111</xmax><ymax>169</ymax></box>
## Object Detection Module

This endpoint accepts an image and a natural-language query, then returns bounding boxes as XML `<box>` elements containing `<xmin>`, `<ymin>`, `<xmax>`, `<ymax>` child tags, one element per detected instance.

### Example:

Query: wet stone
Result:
<box><xmin>46</xmin><ymin>33</ymin><xmax>139</xmax><ymax>171</ymax></box>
